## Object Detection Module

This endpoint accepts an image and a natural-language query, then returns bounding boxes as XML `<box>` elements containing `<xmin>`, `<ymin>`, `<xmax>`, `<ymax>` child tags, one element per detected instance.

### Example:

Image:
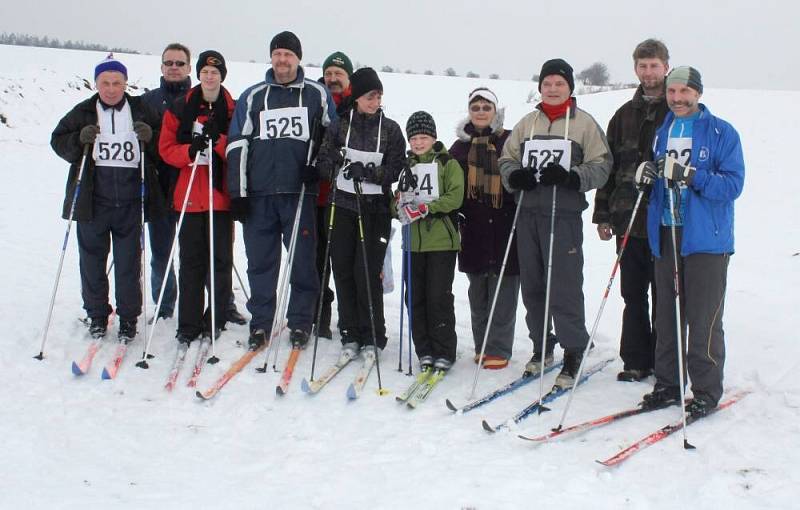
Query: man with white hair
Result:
<box><xmin>51</xmin><ymin>54</ymin><xmax>166</xmax><ymax>342</ymax></box>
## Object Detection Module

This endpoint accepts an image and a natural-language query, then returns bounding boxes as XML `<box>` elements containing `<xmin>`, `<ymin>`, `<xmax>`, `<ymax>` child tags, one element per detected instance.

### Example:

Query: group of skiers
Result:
<box><xmin>51</xmin><ymin>32</ymin><xmax>743</xmax><ymax>416</ymax></box>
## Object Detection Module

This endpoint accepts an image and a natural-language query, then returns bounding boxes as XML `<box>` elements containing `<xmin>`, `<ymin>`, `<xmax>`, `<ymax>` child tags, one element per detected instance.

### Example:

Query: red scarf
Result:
<box><xmin>540</xmin><ymin>97</ymin><xmax>575</xmax><ymax>122</ymax></box>
<box><xmin>332</xmin><ymin>85</ymin><xmax>352</xmax><ymax>107</ymax></box>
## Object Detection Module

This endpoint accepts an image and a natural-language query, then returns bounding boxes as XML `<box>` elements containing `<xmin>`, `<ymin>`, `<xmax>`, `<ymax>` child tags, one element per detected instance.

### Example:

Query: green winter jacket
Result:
<box><xmin>395</xmin><ymin>141</ymin><xmax>465</xmax><ymax>252</ymax></box>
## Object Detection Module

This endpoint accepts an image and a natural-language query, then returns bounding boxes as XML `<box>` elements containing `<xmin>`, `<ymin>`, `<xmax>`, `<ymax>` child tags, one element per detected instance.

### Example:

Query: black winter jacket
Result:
<box><xmin>316</xmin><ymin>107</ymin><xmax>406</xmax><ymax>214</ymax></box>
<box><xmin>50</xmin><ymin>93</ymin><xmax>167</xmax><ymax>222</ymax></box>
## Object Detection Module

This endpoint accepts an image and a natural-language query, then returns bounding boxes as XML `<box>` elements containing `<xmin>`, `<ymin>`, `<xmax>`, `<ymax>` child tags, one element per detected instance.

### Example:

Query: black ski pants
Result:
<box><xmin>177</xmin><ymin>212</ymin><xmax>233</xmax><ymax>339</ymax></box>
<box><xmin>409</xmin><ymin>250</ymin><xmax>458</xmax><ymax>363</ymax></box>
<box><xmin>618</xmin><ymin>235</ymin><xmax>657</xmax><ymax>371</ymax></box>
<box><xmin>76</xmin><ymin>202</ymin><xmax>141</xmax><ymax>322</ymax></box>
<box><xmin>330</xmin><ymin>207</ymin><xmax>390</xmax><ymax>349</ymax></box>
<box><xmin>654</xmin><ymin>227</ymin><xmax>728</xmax><ymax>406</ymax></box>
<box><xmin>315</xmin><ymin>205</ymin><xmax>335</xmax><ymax>324</ymax></box>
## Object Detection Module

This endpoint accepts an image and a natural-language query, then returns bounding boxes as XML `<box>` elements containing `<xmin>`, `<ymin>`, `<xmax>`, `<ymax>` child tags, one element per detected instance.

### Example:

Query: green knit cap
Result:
<box><xmin>666</xmin><ymin>66</ymin><xmax>703</xmax><ymax>94</ymax></box>
<box><xmin>322</xmin><ymin>51</ymin><xmax>353</xmax><ymax>77</ymax></box>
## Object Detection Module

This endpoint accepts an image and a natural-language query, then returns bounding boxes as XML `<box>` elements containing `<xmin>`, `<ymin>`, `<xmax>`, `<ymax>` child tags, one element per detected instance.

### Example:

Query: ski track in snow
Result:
<box><xmin>1</xmin><ymin>46</ymin><xmax>798</xmax><ymax>509</ymax></box>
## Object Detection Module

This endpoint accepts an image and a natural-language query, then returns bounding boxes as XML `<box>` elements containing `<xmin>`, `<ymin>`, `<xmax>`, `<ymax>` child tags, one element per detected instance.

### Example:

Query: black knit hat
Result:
<box><xmin>538</xmin><ymin>58</ymin><xmax>574</xmax><ymax>93</ymax></box>
<box><xmin>270</xmin><ymin>31</ymin><xmax>302</xmax><ymax>60</ymax></box>
<box><xmin>350</xmin><ymin>67</ymin><xmax>383</xmax><ymax>100</ymax></box>
<box><xmin>196</xmin><ymin>50</ymin><xmax>227</xmax><ymax>82</ymax></box>
<box><xmin>406</xmin><ymin>111</ymin><xmax>437</xmax><ymax>140</ymax></box>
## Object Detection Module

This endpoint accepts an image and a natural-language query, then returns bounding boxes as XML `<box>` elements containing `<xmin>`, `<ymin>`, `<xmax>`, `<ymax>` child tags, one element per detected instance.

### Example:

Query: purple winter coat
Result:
<box><xmin>448</xmin><ymin>111</ymin><xmax>519</xmax><ymax>276</ymax></box>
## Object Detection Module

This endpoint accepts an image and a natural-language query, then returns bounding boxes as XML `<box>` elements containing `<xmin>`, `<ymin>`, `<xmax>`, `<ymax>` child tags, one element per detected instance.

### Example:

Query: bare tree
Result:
<box><xmin>576</xmin><ymin>62</ymin><xmax>610</xmax><ymax>86</ymax></box>
<box><xmin>444</xmin><ymin>67</ymin><xmax>458</xmax><ymax>77</ymax></box>
<box><xmin>424</xmin><ymin>70</ymin><xmax>434</xmax><ymax>76</ymax></box>
<box><xmin>466</xmin><ymin>71</ymin><xmax>479</xmax><ymax>78</ymax></box>
<box><xmin>489</xmin><ymin>73</ymin><xmax>500</xmax><ymax>80</ymax></box>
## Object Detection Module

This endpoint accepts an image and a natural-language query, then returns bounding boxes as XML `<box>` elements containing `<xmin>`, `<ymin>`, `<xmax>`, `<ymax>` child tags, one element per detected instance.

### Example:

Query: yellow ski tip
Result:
<box><xmin>377</xmin><ymin>388</ymin><xmax>391</xmax><ymax>396</ymax></box>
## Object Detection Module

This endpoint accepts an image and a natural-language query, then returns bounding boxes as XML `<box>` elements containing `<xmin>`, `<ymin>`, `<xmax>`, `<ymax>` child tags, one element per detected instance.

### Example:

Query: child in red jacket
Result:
<box><xmin>159</xmin><ymin>50</ymin><xmax>235</xmax><ymax>344</ymax></box>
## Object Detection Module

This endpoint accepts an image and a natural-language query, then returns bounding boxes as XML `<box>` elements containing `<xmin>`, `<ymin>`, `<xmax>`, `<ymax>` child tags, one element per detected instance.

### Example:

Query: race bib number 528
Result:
<box><xmin>92</xmin><ymin>132</ymin><xmax>140</xmax><ymax>168</ymax></box>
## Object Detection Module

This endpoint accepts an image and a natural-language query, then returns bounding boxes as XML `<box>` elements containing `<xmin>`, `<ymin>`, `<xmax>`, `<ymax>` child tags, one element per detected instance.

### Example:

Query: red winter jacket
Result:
<box><xmin>317</xmin><ymin>85</ymin><xmax>352</xmax><ymax>207</ymax></box>
<box><xmin>159</xmin><ymin>87</ymin><xmax>235</xmax><ymax>212</ymax></box>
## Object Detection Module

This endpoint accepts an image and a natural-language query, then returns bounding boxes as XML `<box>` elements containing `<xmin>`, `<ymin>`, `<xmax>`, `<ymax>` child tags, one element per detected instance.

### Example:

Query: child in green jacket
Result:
<box><xmin>396</xmin><ymin>111</ymin><xmax>464</xmax><ymax>371</ymax></box>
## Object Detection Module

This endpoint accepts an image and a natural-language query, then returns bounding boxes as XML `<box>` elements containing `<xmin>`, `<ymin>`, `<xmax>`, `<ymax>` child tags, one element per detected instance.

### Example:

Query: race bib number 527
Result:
<box><xmin>521</xmin><ymin>138</ymin><xmax>572</xmax><ymax>172</ymax></box>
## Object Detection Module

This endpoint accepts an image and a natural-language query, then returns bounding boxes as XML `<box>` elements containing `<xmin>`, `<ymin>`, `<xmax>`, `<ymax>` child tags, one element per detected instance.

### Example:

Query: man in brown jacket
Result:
<box><xmin>592</xmin><ymin>39</ymin><xmax>670</xmax><ymax>382</ymax></box>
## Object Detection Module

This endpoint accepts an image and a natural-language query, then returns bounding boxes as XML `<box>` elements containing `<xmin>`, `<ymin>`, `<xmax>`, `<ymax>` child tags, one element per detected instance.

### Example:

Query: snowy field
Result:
<box><xmin>1</xmin><ymin>45</ymin><xmax>798</xmax><ymax>509</ymax></box>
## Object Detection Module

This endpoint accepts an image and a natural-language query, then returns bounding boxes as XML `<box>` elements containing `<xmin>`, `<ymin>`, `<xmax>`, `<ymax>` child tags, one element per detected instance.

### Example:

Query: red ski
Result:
<box><xmin>597</xmin><ymin>390</ymin><xmax>750</xmax><ymax>467</ymax></box>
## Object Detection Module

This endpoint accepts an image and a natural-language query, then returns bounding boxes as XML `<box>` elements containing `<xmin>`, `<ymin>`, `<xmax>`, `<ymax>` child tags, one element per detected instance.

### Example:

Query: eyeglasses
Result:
<box><xmin>162</xmin><ymin>60</ymin><xmax>187</xmax><ymax>67</ymax></box>
<box><xmin>470</xmin><ymin>104</ymin><xmax>494</xmax><ymax>113</ymax></box>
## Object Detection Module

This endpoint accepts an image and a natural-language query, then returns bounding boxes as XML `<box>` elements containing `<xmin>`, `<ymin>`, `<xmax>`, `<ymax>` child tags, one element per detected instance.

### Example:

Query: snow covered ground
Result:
<box><xmin>1</xmin><ymin>45</ymin><xmax>798</xmax><ymax>509</ymax></box>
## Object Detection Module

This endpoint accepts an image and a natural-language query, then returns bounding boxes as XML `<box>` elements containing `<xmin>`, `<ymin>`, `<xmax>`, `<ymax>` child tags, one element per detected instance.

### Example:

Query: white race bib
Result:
<box><xmin>410</xmin><ymin>162</ymin><xmax>440</xmax><ymax>204</ymax></box>
<box><xmin>336</xmin><ymin>148</ymin><xmax>384</xmax><ymax>195</ymax></box>
<box><xmin>666</xmin><ymin>138</ymin><xmax>692</xmax><ymax>166</ymax></box>
<box><xmin>92</xmin><ymin>131</ymin><xmax>140</xmax><ymax>168</ymax></box>
<box><xmin>521</xmin><ymin>138</ymin><xmax>572</xmax><ymax>175</ymax></box>
<box><xmin>259</xmin><ymin>106</ymin><xmax>309</xmax><ymax>142</ymax></box>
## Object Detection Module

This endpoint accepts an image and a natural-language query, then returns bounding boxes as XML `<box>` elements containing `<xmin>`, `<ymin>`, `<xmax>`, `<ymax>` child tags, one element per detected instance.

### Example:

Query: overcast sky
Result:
<box><xmin>1</xmin><ymin>0</ymin><xmax>794</xmax><ymax>90</ymax></box>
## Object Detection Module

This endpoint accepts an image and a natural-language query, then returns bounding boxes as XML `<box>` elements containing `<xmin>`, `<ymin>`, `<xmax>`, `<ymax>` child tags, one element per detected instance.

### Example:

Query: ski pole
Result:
<box><xmin>354</xmin><ymin>180</ymin><xmax>388</xmax><ymax>395</ymax></box>
<box><xmin>139</xmin><ymin>143</ymin><xmax>150</xmax><ymax>361</ymax></box>
<box><xmin>405</xmin><ymin>224</ymin><xmax>413</xmax><ymax>376</ymax></box>
<box><xmin>232</xmin><ymin>262</ymin><xmax>250</xmax><ymax>302</ymax></box>
<box><xmin>397</xmin><ymin>225</ymin><xmax>405</xmax><ymax>373</ymax></box>
<box><xmin>207</xmin><ymin>132</ymin><xmax>220</xmax><ymax>364</ymax></box>
<box><xmin>309</xmin><ymin>164</ymin><xmax>343</xmax><ymax>381</ymax></box>
<box><xmin>554</xmin><ymin>189</ymin><xmax>646</xmax><ymax>430</ymax></box>
<box><xmin>468</xmin><ymin>194</ymin><xmax>524</xmax><ymax>399</ymax></box>
<box><xmin>537</xmin><ymin>107</ymin><xmax>569</xmax><ymax>409</ymax></box>
<box><xmin>668</xmin><ymin>179</ymin><xmax>693</xmax><ymax>449</ymax></box>
<box><xmin>35</xmin><ymin>144</ymin><xmax>90</xmax><ymax>360</ymax></box>
<box><xmin>137</xmin><ymin>152</ymin><xmax>202</xmax><ymax>368</ymax></box>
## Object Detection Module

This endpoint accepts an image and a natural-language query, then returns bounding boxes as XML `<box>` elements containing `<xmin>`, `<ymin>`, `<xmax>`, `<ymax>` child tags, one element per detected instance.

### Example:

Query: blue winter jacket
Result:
<box><xmin>647</xmin><ymin>104</ymin><xmax>744</xmax><ymax>257</ymax></box>
<box><xmin>226</xmin><ymin>66</ymin><xmax>336</xmax><ymax>198</ymax></box>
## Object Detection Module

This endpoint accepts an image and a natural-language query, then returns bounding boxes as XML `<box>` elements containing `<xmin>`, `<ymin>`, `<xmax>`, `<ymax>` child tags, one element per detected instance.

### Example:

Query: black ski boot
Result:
<box><xmin>226</xmin><ymin>307</ymin><xmax>247</xmax><ymax>326</ymax></box>
<box><xmin>617</xmin><ymin>368</ymin><xmax>654</xmax><ymax>382</ymax></box>
<box><xmin>554</xmin><ymin>348</ymin><xmax>583</xmax><ymax>388</ymax></box>
<box><xmin>290</xmin><ymin>329</ymin><xmax>310</xmax><ymax>349</ymax></box>
<box><xmin>248</xmin><ymin>329</ymin><xmax>267</xmax><ymax>351</ymax></box>
<box><xmin>685</xmin><ymin>395</ymin><xmax>716</xmax><ymax>418</ymax></box>
<box><xmin>524</xmin><ymin>351</ymin><xmax>554</xmax><ymax>376</ymax></box>
<box><xmin>118</xmin><ymin>319</ymin><xmax>137</xmax><ymax>343</ymax></box>
<box><xmin>89</xmin><ymin>317</ymin><xmax>108</xmax><ymax>339</ymax></box>
<box><xmin>640</xmin><ymin>383</ymin><xmax>681</xmax><ymax>410</ymax></box>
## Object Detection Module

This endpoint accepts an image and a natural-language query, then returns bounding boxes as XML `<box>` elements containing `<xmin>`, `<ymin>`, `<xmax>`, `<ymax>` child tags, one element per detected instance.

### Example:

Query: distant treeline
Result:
<box><xmin>0</xmin><ymin>32</ymin><xmax>139</xmax><ymax>54</ymax></box>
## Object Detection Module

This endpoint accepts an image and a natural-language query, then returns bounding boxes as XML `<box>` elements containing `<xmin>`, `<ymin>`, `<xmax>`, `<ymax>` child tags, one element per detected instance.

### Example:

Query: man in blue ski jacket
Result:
<box><xmin>226</xmin><ymin>31</ymin><xmax>336</xmax><ymax>350</ymax></box>
<box><xmin>634</xmin><ymin>66</ymin><xmax>744</xmax><ymax>418</ymax></box>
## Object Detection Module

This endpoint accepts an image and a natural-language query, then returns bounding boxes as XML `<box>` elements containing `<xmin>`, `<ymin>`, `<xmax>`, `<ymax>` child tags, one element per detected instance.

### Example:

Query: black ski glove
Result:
<box><xmin>189</xmin><ymin>134</ymin><xmax>208</xmax><ymax>160</ymax></box>
<box><xmin>230</xmin><ymin>197</ymin><xmax>249</xmax><ymax>223</ymax></box>
<box><xmin>133</xmin><ymin>121</ymin><xmax>153</xmax><ymax>143</ymax></box>
<box><xmin>508</xmin><ymin>169</ymin><xmax>538</xmax><ymax>191</ymax></box>
<box><xmin>347</xmin><ymin>161</ymin><xmax>367</xmax><ymax>182</ymax></box>
<box><xmin>634</xmin><ymin>161</ymin><xmax>659</xmax><ymax>191</ymax></box>
<box><xmin>202</xmin><ymin>121</ymin><xmax>221</xmax><ymax>143</ymax></box>
<box><xmin>300</xmin><ymin>164</ymin><xmax>319</xmax><ymax>185</ymax></box>
<box><xmin>539</xmin><ymin>163</ymin><xmax>581</xmax><ymax>190</ymax></box>
<box><xmin>365</xmin><ymin>163</ymin><xmax>385</xmax><ymax>185</ymax></box>
<box><xmin>658</xmin><ymin>156</ymin><xmax>695</xmax><ymax>185</ymax></box>
<box><xmin>79</xmin><ymin>125</ymin><xmax>99</xmax><ymax>146</ymax></box>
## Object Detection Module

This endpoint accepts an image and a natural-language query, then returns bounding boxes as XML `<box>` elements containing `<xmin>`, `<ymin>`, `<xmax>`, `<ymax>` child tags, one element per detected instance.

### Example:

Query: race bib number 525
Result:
<box><xmin>259</xmin><ymin>107</ymin><xmax>309</xmax><ymax>142</ymax></box>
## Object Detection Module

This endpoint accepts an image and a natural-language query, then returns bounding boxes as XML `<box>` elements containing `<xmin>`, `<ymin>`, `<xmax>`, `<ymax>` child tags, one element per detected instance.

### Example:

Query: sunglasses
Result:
<box><xmin>470</xmin><ymin>104</ymin><xmax>494</xmax><ymax>113</ymax></box>
<box><xmin>162</xmin><ymin>60</ymin><xmax>187</xmax><ymax>67</ymax></box>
